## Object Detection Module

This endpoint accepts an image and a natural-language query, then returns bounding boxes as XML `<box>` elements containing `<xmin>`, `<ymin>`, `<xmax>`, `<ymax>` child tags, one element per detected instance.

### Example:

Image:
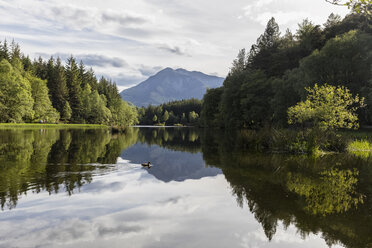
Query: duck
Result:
<box><xmin>141</xmin><ymin>161</ymin><xmax>151</xmax><ymax>167</ymax></box>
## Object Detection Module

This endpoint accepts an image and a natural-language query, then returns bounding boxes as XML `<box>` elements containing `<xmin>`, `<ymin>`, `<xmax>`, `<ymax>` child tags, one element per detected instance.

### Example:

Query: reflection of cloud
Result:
<box><xmin>97</xmin><ymin>223</ymin><xmax>143</xmax><ymax>237</ymax></box>
<box><xmin>82</xmin><ymin>181</ymin><xmax>126</xmax><ymax>194</ymax></box>
<box><xmin>0</xmin><ymin>168</ymin><xmax>340</xmax><ymax>248</ymax></box>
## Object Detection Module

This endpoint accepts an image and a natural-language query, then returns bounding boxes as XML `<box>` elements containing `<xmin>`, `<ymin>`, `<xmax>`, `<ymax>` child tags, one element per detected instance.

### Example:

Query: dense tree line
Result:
<box><xmin>201</xmin><ymin>12</ymin><xmax>372</xmax><ymax>128</ymax></box>
<box><xmin>0</xmin><ymin>41</ymin><xmax>138</xmax><ymax>126</ymax></box>
<box><xmin>138</xmin><ymin>98</ymin><xmax>202</xmax><ymax>126</ymax></box>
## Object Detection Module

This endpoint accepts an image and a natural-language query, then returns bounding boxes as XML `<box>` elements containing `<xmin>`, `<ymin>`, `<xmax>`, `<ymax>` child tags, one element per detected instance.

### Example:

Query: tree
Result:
<box><xmin>201</xmin><ymin>87</ymin><xmax>223</xmax><ymax>127</ymax></box>
<box><xmin>162</xmin><ymin>110</ymin><xmax>169</xmax><ymax>122</ymax></box>
<box><xmin>181</xmin><ymin>113</ymin><xmax>187</xmax><ymax>123</ymax></box>
<box><xmin>231</xmin><ymin>49</ymin><xmax>247</xmax><ymax>74</ymax></box>
<box><xmin>46</xmin><ymin>57</ymin><xmax>68</xmax><ymax>115</ymax></box>
<box><xmin>0</xmin><ymin>40</ymin><xmax>10</xmax><ymax>61</ymax></box>
<box><xmin>326</xmin><ymin>0</ymin><xmax>372</xmax><ymax>15</ymax></box>
<box><xmin>65</xmin><ymin>56</ymin><xmax>82</xmax><ymax>122</ymax></box>
<box><xmin>28</xmin><ymin>74</ymin><xmax>59</xmax><ymax>122</ymax></box>
<box><xmin>324</xmin><ymin>13</ymin><xmax>342</xmax><ymax>28</ymax></box>
<box><xmin>62</xmin><ymin>102</ymin><xmax>72</xmax><ymax>121</ymax></box>
<box><xmin>0</xmin><ymin>59</ymin><xmax>34</xmax><ymax>122</ymax></box>
<box><xmin>248</xmin><ymin>17</ymin><xmax>282</xmax><ymax>76</ymax></box>
<box><xmin>188</xmin><ymin>111</ymin><xmax>199</xmax><ymax>123</ymax></box>
<box><xmin>288</xmin><ymin>84</ymin><xmax>365</xmax><ymax>130</ymax></box>
<box><xmin>152</xmin><ymin>115</ymin><xmax>158</xmax><ymax>123</ymax></box>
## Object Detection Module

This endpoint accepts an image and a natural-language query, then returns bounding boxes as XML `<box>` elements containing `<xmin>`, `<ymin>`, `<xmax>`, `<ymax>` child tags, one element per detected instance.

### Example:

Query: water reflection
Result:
<box><xmin>0</xmin><ymin>128</ymin><xmax>138</xmax><ymax>209</ymax></box>
<box><xmin>200</xmin><ymin>129</ymin><xmax>372</xmax><ymax>248</ymax></box>
<box><xmin>0</xmin><ymin>127</ymin><xmax>371</xmax><ymax>248</ymax></box>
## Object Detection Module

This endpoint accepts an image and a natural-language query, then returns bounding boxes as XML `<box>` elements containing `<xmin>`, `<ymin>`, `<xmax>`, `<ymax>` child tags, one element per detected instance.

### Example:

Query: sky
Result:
<box><xmin>0</xmin><ymin>0</ymin><xmax>350</xmax><ymax>91</ymax></box>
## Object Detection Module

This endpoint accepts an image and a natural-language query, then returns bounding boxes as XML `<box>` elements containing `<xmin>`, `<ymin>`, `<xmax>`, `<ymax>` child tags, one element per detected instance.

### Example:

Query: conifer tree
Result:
<box><xmin>0</xmin><ymin>40</ymin><xmax>10</xmax><ymax>61</ymax></box>
<box><xmin>46</xmin><ymin>57</ymin><xmax>68</xmax><ymax>115</ymax></box>
<box><xmin>65</xmin><ymin>56</ymin><xmax>82</xmax><ymax>122</ymax></box>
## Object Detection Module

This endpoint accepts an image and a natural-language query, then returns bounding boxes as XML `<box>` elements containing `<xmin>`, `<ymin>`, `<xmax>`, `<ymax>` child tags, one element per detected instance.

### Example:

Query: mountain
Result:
<box><xmin>120</xmin><ymin>68</ymin><xmax>224</xmax><ymax>106</ymax></box>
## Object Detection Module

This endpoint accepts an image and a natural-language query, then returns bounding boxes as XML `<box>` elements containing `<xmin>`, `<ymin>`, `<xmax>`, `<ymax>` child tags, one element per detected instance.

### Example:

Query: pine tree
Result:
<box><xmin>62</xmin><ymin>102</ymin><xmax>72</xmax><ymax>121</ymax></box>
<box><xmin>10</xmin><ymin>40</ymin><xmax>21</xmax><ymax>63</ymax></box>
<box><xmin>0</xmin><ymin>40</ymin><xmax>10</xmax><ymax>61</ymax></box>
<box><xmin>65</xmin><ymin>56</ymin><xmax>82</xmax><ymax>122</ymax></box>
<box><xmin>46</xmin><ymin>57</ymin><xmax>68</xmax><ymax>115</ymax></box>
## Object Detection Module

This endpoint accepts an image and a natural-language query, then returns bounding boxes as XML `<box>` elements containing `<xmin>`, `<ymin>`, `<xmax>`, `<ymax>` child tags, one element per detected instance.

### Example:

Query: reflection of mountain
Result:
<box><xmin>121</xmin><ymin>143</ymin><xmax>221</xmax><ymax>182</ymax></box>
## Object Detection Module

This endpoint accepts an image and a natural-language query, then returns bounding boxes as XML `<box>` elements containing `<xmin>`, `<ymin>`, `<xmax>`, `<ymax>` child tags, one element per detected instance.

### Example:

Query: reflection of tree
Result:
<box><xmin>287</xmin><ymin>168</ymin><xmax>363</xmax><ymax>215</ymax></box>
<box><xmin>201</xmin><ymin>129</ymin><xmax>372</xmax><ymax>248</ymax></box>
<box><xmin>0</xmin><ymin>129</ymin><xmax>59</xmax><ymax>209</ymax></box>
<box><xmin>137</xmin><ymin>127</ymin><xmax>201</xmax><ymax>153</ymax></box>
<box><xmin>0</xmin><ymin>128</ymin><xmax>138</xmax><ymax>210</ymax></box>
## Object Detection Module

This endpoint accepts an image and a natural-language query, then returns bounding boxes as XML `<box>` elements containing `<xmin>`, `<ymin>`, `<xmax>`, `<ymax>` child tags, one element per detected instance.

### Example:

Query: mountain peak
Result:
<box><xmin>120</xmin><ymin>68</ymin><xmax>224</xmax><ymax>107</ymax></box>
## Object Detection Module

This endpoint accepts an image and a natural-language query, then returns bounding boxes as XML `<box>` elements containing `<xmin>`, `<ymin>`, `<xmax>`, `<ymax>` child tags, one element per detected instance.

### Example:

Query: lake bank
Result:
<box><xmin>0</xmin><ymin>123</ymin><xmax>109</xmax><ymax>129</ymax></box>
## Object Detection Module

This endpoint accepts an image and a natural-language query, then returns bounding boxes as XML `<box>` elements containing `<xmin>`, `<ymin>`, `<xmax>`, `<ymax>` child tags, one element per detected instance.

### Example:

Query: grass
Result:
<box><xmin>347</xmin><ymin>139</ymin><xmax>372</xmax><ymax>159</ymax></box>
<box><xmin>0</xmin><ymin>123</ymin><xmax>109</xmax><ymax>129</ymax></box>
<box><xmin>347</xmin><ymin>140</ymin><xmax>372</xmax><ymax>151</ymax></box>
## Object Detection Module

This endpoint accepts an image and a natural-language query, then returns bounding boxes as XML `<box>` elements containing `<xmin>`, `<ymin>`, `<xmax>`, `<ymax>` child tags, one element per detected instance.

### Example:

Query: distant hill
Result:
<box><xmin>120</xmin><ymin>68</ymin><xmax>224</xmax><ymax>106</ymax></box>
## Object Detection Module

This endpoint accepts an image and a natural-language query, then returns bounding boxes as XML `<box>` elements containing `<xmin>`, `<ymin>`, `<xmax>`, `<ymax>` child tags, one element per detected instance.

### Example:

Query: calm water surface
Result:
<box><xmin>0</xmin><ymin>127</ymin><xmax>371</xmax><ymax>248</ymax></box>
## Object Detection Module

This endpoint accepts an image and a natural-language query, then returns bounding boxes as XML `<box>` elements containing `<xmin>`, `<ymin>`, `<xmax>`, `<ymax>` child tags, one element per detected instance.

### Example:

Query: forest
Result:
<box><xmin>0</xmin><ymin>42</ymin><xmax>138</xmax><ymax>127</ymax></box>
<box><xmin>137</xmin><ymin>98</ymin><xmax>202</xmax><ymax>126</ymax></box>
<box><xmin>201</xmin><ymin>11</ymin><xmax>372</xmax><ymax>128</ymax></box>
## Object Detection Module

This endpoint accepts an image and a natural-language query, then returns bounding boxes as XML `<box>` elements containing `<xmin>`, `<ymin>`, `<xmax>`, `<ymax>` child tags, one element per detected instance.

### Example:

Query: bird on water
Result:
<box><xmin>141</xmin><ymin>162</ymin><xmax>151</xmax><ymax>167</ymax></box>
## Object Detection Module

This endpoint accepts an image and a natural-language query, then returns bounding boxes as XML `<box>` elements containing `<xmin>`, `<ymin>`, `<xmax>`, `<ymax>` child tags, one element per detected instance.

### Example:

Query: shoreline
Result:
<box><xmin>0</xmin><ymin>123</ymin><xmax>109</xmax><ymax>129</ymax></box>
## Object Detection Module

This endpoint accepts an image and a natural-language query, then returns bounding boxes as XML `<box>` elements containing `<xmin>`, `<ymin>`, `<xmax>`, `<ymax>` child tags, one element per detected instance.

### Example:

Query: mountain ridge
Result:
<box><xmin>120</xmin><ymin>67</ymin><xmax>224</xmax><ymax>106</ymax></box>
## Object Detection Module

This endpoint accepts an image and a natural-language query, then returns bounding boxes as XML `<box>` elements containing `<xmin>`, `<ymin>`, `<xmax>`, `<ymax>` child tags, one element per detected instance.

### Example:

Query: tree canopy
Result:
<box><xmin>288</xmin><ymin>84</ymin><xmax>365</xmax><ymax>130</ymax></box>
<box><xmin>0</xmin><ymin>40</ymin><xmax>138</xmax><ymax>127</ymax></box>
<box><xmin>201</xmin><ymin>12</ymin><xmax>372</xmax><ymax>129</ymax></box>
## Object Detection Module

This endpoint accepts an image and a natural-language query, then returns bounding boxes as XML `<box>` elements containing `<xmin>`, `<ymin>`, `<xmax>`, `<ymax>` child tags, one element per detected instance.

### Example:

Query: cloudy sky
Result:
<box><xmin>0</xmin><ymin>0</ymin><xmax>349</xmax><ymax>91</ymax></box>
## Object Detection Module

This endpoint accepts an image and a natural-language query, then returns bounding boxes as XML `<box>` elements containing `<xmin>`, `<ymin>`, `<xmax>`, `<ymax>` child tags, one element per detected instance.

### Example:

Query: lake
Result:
<box><xmin>0</xmin><ymin>127</ymin><xmax>371</xmax><ymax>248</ymax></box>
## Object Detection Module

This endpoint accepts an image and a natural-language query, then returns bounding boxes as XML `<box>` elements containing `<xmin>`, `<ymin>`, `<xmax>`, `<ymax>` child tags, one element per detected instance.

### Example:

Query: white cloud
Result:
<box><xmin>0</xmin><ymin>0</ymin><xmax>350</xmax><ymax>89</ymax></box>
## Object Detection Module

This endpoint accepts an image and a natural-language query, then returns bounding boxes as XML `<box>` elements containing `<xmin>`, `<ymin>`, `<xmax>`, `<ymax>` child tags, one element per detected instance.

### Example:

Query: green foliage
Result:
<box><xmin>200</xmin><ymin>87</ymin><xmax>223</xmax><ymax>127</ymax></box>
<box><xmin>347</xmin><ymin>139</ymin><xmax>372</xmax><ymax>158</ymax></box>
<box><xmin>0</xmin><ymin>40</ymin><xmax>137</xmax><ymax>127</ymax></box>
<box><xmin>138</xmin><ymin>98</ymin><xmax>202</xmax><ymax>126</ymax></box>
<box><xmin>326</xmin><ymin>0</ymin><xmax>372</xmax><ymax>15</ymax></box>
<box><xmin>202</xmin><ymin>14</ymin><xmax>372</xmax><ymax>129</ymax></box>
<box><xmin>162</xmin><ymin>110</ymin><xmax>169</xmax><ymax>122</ymax></box>
<box><xmin>0</xmin><ymin>59</ymin><xmax>34</xmax><ymax>122</ymax></box>
<box><xmin>287</xmin><ymin>168</ymin><xmax>363</xmax><ymax>215</ymax></box>
<box><xmin>28</xmin><ymin>74</ymin><xmax>60</xmax><ymax>123</ymax></box>
<box><xmin>65</xmin><ymin>56</ymin><xmax>83</xmax><ymax>122</ymax></box>
<box><xmin>152</xmin><ymin>114</ymin><xmax>158</xmax><ymax>123</ymax></box>
<box><xmin>348</xmin><ymin>139</ymin><xmax>372</xmax><ymax>151</ymax></box>
<box><xmin>288</xmin><ymin>84</ymin><xmax>364</xmax><ymax>130</ymax></box>
<box><xmin>62</xmin><ymin>101</ymin><xmax>72</xmax><ymax>121</ymax></box>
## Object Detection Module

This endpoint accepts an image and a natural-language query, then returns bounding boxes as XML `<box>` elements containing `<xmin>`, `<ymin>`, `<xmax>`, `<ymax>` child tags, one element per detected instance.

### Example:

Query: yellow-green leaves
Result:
<box><xmin>0</xmin><ymin>59</ymin><xmax>34</xmax><ymax>122</ymax></box>
<box><xmin>326</xmin><ymin>0</ymin><xmax>372</xmax><ymax>16</ymax></box>
<box><xmin>288</xmin><ymin>84</ymin><xmax>365</xmax><ymax>130</ymax></box>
